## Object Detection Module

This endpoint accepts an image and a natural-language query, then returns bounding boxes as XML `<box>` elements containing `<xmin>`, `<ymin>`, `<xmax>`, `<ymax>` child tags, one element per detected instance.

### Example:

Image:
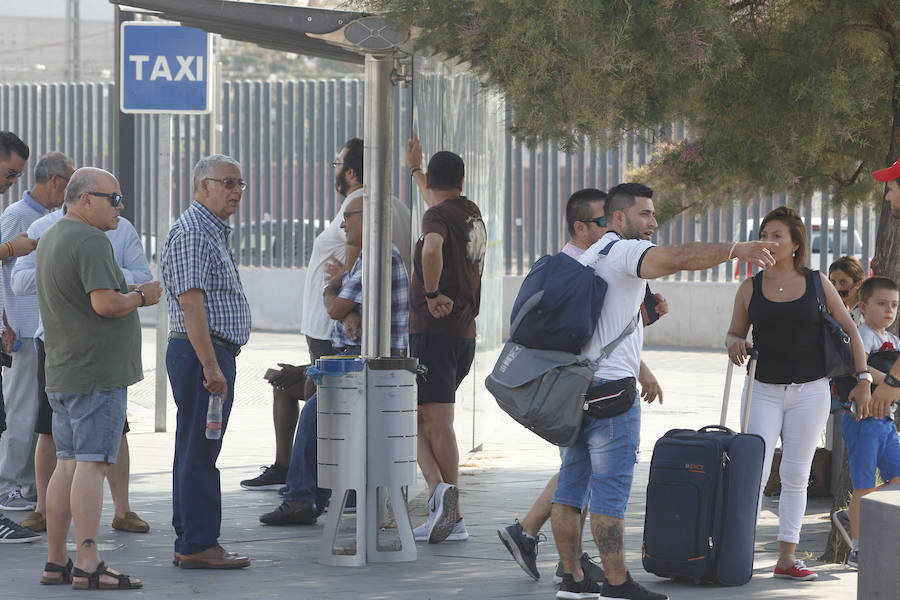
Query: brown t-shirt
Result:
<box><xmin>410</xmin><ymin>196</ymin><xmax>486</xmax><ymax>338</ymax></box>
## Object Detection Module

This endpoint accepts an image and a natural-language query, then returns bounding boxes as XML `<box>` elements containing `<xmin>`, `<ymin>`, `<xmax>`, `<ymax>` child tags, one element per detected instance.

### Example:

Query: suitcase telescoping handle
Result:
<box><xmin>720</xmin><ymin>348</ymin><xmax>759</xmax><ymax>433</ymax></box>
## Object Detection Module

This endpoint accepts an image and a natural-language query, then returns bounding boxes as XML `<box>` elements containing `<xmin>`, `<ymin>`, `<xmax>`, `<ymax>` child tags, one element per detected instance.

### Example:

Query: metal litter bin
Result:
<box><xmin>366</xmin><ymin>357</ymin><xmax>418</xmax><ymax>562</ymax></box>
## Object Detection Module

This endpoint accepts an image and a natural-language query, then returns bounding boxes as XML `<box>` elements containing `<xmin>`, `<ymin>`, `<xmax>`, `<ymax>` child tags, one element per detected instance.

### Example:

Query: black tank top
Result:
<box><xmin>748</xmin><ymin>270</ymin><xmax>826</xmax><ymax>384</ymax></box>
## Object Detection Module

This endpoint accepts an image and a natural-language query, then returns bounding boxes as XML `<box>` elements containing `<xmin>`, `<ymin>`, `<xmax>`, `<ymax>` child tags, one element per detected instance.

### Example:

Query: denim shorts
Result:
<box><xmin>48</xmin><ymin>387</ymin><xmax>127</xmax><ymax>463</ymax></box>
<box><xmin>553</xmin><ymin>396</ymin><xmax>641</xmax><ymax>519</ymax></box>
<box><xmin>842</xmin><ymin>412</ymin><xmax>900</xmax><ymax>489</ymax></box>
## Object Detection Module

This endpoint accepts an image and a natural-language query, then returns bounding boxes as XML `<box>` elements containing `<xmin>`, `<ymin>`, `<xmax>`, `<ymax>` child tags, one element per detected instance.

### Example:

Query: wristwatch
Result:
<box><xmin>856</xmin><ymin>371</ymin><xmax>873</xmax><ymax>383</ymax></box>
<box><xmin>423</xmin><ymin>288</ymin><xmax>441</xmax><ymax>299</ymax></box>
<box><xmin>884</xmin><ymin>373</ymin><xmax>900</xmax><ymax>388</ymax></box>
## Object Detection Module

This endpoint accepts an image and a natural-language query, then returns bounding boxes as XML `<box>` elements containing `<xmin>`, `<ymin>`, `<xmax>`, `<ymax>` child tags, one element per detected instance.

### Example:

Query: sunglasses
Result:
<box><xmin>4</xmin><ymin>169</ymin><xmax>22</xmax><ymax>181</ymax></box>
<box><xmin>86</xmin><ymin>192</ymin><xmax>124</xmax><ymax>207</ymax></box>
<box><xmin>341</xmin><ymin>209</ymin><xmax>362</xmax><ymax>222</ymax></box>
<box><xmin>579</xmin><ymin>216</ymin><xmax>607</xmax><ymax>227</ymax></box>
<box><xmin>205</xmin><ymin>177</ymin><xmax>247</xmax><ymax>191</ymax></box>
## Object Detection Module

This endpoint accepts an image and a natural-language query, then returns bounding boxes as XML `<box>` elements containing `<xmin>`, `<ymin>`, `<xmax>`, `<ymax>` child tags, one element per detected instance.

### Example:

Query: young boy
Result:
<box><xmin>833</xmin><ymin>277</ymin><xmax>900</xmax><ymax>568</ymax></box>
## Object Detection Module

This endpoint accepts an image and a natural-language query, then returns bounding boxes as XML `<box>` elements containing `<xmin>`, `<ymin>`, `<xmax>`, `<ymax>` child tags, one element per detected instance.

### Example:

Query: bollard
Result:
<box><xmin>366</xmin><ymin>357</ymin><xmax>418</xmax><ymax>562</ymax></box>
<box><xmin>316</xmin><ymin>356</ymin><xmax>367</xmax><ymax>567</ymax></box>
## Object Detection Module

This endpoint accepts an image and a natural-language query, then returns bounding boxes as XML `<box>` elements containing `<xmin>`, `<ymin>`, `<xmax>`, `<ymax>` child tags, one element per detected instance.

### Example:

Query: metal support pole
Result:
<box><xmin>155</xmin><ymin>116</ymin><xmax>172</xmax><ymax>432</ymax></box>
<box><xmin>114</xmin><ymin>7</ymin><xmax>136</xmax><ymax>224</ymax></box>
<box><xmin>361</xmin><ymin>54</ymin><xmax>394</xmax><ymax>358</ymax></box>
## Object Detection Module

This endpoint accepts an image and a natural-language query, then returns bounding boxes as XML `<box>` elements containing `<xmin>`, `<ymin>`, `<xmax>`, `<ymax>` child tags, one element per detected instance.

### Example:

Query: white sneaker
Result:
<box><xmin>428</xmin><ymin>482</ymin><xmax>458</xmax><ymax>544</ymax></box>
<box><xmin>445</xmin><ymin>518</ymin><xmax>469</xmax><ymax>541</ymax></box>
<box><xmin>0</xmin><ymin>489</ymin><xmax>36</xmax><ymax>511</ymax></box>
<box><xmin>413</xmin><ymin>518</ymin><xmax>432</xmax><ymax>542</ymax></box>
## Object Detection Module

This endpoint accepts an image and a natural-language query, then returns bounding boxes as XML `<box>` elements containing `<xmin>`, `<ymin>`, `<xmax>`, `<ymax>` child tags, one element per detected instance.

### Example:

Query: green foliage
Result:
<box><xmin>362</xmin><ymin>0</ymin><xmax>900</xmax><ymax>213</ymax></box>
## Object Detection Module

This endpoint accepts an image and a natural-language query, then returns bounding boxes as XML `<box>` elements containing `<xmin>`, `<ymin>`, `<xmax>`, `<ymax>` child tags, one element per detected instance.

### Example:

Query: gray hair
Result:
<box><xmin>64</xmin><ymin>167</ymin><xmax>109</xmax><ymax>205</ymax></box>
<box><xmin>34</xmin><ymin>152</ymin><xmax>73</xmax><ymax>184</ymax></box>
<box><xmin>191</xmin><ymin>154</ymin><xmax>241</xmax><ymax>194</ymax></box>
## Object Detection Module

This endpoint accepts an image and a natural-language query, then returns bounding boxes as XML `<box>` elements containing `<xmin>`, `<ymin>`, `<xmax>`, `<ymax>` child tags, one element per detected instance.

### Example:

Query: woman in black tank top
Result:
<box><xmin>725</xmin><ymin>207</ymin><xmax>869</xmax><ymax>582</ymax></box>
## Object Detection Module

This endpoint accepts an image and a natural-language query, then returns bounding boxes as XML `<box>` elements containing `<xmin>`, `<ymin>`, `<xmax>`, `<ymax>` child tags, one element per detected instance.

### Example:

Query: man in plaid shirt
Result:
<box><xmin>259</xmin><ymin>192</ymin><xmax>409</xmax><ymax>526</ymax></box>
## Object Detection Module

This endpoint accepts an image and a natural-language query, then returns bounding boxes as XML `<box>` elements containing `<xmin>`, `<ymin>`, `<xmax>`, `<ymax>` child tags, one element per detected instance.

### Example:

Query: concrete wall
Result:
<box><xmin>142</xmin><ymin>268</ymin><xmax>741</xmax><ymax>351</ymax></box>
<box><xmin>502</xmin><ymin>276</ymin><xmax>741</xmax><ymax>351</ymax></box>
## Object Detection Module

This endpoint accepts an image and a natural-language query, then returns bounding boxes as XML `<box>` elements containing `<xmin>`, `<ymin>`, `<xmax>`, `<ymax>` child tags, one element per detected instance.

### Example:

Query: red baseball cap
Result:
<box><xmin>873</xmin><ymin>158</ymin><xmax>900</xmax><ymax>182</ymax></box>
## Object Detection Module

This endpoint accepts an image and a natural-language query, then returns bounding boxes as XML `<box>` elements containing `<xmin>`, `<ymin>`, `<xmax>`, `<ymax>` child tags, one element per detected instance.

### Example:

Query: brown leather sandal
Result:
<box><xmin>40</xmin><ymin>558</ymin><xmax>73</xmax><ymax>585</ymax></box>
<box><xmin>71</xmin><ymin>561</ymin><xmax>142</xmax><ymax>590</ymax></box>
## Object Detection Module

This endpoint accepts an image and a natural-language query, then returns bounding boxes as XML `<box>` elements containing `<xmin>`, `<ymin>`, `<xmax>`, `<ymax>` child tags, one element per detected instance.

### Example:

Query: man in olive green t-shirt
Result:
<box><xmin>34</xmin><ymin>167</ymin><xmax>160</xmax><ymax>589</ymax></box>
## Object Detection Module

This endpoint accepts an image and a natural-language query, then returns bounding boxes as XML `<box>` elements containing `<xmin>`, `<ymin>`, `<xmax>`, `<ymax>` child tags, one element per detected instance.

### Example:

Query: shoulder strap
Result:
<box><xmin>593</xmin><ymin>311</ymin><xmax>642</xmax><ymax>364</ymax></box>
<box><xmin>811</xmin><ymin>270</ymin><xmax>827</xmax><ymax>309</ymax></box>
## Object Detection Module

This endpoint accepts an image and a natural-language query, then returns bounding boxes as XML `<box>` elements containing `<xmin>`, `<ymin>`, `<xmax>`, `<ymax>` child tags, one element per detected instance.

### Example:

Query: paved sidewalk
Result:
<box><xmin>1</xmin><ymin>331</ymin><xmax>857</xmax><ymax>599</ymax></box>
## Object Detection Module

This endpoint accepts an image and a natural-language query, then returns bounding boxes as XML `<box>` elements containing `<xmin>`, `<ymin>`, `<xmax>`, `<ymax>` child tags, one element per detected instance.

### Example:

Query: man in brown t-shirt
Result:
<box><xmin>408</xmin><ymin>150</ymin><xmax>486</xmax><ymax>544</ymax></box>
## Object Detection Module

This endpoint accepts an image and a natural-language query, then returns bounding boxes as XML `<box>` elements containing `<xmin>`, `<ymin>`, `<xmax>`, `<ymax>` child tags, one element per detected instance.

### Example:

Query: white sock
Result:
<box><xmin>522</xmin><ymin>531</ymin><xmax>536</xmax><ymax>541</ymax></box>
<box><xmin>851</xmin><ymin>539</ymin><xmax>859</xmax><ymax>552</ymax></box>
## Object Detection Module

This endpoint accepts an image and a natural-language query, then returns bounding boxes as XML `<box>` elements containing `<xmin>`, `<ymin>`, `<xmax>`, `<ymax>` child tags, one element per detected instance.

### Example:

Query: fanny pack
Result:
<box><xmin>583</xmin><ymin>377</ymin><xmax>637</xmax><ymax>419</ymax></box>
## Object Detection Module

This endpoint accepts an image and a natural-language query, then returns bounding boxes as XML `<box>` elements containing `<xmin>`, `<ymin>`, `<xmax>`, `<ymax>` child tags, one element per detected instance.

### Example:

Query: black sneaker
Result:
<box><xmin>497</xmin><ymin>520</ymin><xmax>540</xmax><ymax>580</ymax></box>
<box><xmin>556</xmin><ymin>572</ymin><xmax>603</xmax><ymax>599</ymax></box>
<box><xmin>554</xmin><ymin>552</ymin><xmax>606</xmax><ymax>584</ymax></box>
<box><xmin>0</xmin><ymin>514</ymin><xmax>41</xmax><ymax>543</ymax></box>
<box><xmin>600</xmin><ymin>572</ymin><xmax>668</xmax><ymax>600</ymax></box>
<box><xmin>259</xmin><ymin>501</ymin><xmax>317</xmax><ymax>525</ymax></box>
<box><xmin>241</xmin><ymin>464</ymin><xmax>288</xmax><ymax>491</ymax></box>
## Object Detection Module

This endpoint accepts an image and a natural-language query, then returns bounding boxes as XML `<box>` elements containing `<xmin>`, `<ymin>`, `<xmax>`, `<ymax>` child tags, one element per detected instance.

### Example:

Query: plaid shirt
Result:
<box><xmin>331</xmin><ymin>244</ymin><xmax>409</xmax><ymax>350</ymax></box>
<box><xmin>161</xmin><ymin>201</ymin><xmax>251</xmax><ymax>346</ymax></box>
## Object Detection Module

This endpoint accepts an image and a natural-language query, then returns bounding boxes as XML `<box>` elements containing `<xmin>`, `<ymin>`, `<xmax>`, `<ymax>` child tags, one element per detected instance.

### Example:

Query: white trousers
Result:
<box><xmin>0</xmin><ymin>339</ymin><xmax>39</xmax><ymax>498</ymax></box>
<box><xmin>741</xmin><ymin>377</ymin><xmax>830</xmax><ymax>544</ymax></box>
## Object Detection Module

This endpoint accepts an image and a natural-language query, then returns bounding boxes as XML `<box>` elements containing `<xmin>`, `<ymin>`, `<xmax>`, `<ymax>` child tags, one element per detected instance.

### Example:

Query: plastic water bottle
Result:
<box><xmin>205</xmin><ymin>394</ymin><xmax>223</xmax><ymax>440</ymax></box>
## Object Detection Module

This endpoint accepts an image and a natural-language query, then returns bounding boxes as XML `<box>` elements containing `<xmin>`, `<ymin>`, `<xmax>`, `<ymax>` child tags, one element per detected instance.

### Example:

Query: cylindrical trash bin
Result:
<box><xmin>316</xmin><ymin>356</ymin><xmax>366</xmax><ymax>567</ymax></box>
<box><xmin>366</xmin><ymin>357</ymin><xmax>418</xmax><ymax>562</ymax></box>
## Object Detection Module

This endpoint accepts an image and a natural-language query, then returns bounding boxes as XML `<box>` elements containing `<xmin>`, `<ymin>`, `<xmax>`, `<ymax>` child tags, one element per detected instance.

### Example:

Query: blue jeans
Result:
<box><xmin>553</xmin><ymin>397</ymin><xmax>641</xmax><ymax>519</ymax></box>
<box><xmin>167</xmin><ymin>338</ymin><xmax>237</xmax><ymax>555</ymax></box>
<box><xmin>282</xmin><ymin>392</ymin><xmax>331</xmax><ymax>514</ymax></box>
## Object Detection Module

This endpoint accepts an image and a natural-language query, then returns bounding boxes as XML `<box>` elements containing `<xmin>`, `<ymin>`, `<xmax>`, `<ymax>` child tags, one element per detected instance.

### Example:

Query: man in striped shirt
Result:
<box><xmin>161</xmin><ymin>154</ymin><xmax>252</xmax><ymax>570</ymax></box>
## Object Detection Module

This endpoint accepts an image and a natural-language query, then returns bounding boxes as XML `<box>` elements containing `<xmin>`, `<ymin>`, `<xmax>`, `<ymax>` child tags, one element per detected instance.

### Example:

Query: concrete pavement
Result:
<box><xmin>0</xmin><ymin>331</ymin><xmax>858</xmax><ymax>599</ymax></box>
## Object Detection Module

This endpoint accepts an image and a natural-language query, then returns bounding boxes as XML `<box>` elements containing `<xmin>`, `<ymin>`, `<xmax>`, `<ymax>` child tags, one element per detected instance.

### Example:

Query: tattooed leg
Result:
<box><xmin>591</xmin><ymin>514</ymin><xmax>627</xmax><ymax>585</ymax></box>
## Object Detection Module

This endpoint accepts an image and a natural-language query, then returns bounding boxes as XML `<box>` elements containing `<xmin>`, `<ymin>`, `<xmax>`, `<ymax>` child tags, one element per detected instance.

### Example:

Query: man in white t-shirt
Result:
<box><xmin>240</xmin><ymin>137</ymin><xmax>411</xmax><ymax>491</ymax></box>
<box><xmin>551</xmin><ymin>183</ymin><xmax>779</xmax><ymax>600</ymax></box>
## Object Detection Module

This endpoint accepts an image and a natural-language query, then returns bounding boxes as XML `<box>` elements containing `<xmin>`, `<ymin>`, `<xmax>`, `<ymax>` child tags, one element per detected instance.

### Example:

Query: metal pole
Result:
<box><xmin>361</xmin><ymin>54</ymin><xmax>394</xmax><ymax>358</ymax></box>
<box><xmin>114</xmin><ymin>7</ymin><xmax>136</xmax><ymax>224</ymax></box>
<box><xmin>155</xmin><ymin>116</ymin><xmax>172</xmax><ymax>432</ymax></box>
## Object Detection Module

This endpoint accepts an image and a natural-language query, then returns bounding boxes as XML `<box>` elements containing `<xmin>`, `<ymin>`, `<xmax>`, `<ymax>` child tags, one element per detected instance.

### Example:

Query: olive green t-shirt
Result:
<box><xmin>35</xmin><ymin>218</ymin><xmax>143</xmax><ymax>394</ymax></box>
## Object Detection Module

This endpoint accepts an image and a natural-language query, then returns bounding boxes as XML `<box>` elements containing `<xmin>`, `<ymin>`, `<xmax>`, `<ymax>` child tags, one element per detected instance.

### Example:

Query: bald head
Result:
<box><xmin>65</xmin><ymin>167</ymin><xmax>115</xmax><ymax>205</ymax></box>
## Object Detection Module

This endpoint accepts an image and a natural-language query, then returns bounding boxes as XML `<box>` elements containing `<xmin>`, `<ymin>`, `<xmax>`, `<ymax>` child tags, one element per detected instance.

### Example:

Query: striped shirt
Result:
<box><xmin>331</xmin><ymin>244</ymin><xmax>409</xmax><ymax>350</ymax></box>
<box><xmin>161</xmin><ymin>201</ymin><xmax>251</xmax><ymax>346</ymax></box>
<box><xmin>0</xmin><ymin>191</ymin><xmax>49</xmax><ymax>338</ymax></box>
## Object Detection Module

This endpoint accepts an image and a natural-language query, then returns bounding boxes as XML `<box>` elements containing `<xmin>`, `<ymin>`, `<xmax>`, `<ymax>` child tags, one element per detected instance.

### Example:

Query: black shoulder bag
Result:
<box><xmin>812</xmin><ymin>271</ymin><xmax>855</xmax><ymax>378</ymax></box>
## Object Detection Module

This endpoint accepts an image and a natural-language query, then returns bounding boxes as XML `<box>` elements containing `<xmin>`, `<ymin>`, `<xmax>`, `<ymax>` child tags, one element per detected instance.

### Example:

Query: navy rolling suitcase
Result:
<box><xmin>642</xmin><ymin>352</ymin><xmax>765</xmax><ymax>585</ymax></box>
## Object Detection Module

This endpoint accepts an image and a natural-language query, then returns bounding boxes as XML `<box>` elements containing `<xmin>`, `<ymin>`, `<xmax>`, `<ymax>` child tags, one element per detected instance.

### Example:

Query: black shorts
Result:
<box><xmin>306</xmin><ymin>336</ymin><xmax>336</xmax><ymax>363</ymax></box>
<box><xmin>35</xmin><ymin>340</ymin><xmax>129</xmax><ymax>436</ymax></box>
<box><xmin>410</xmin><ymin>332</ymin><xmax>475</xmax><ymax>405</ymax></box>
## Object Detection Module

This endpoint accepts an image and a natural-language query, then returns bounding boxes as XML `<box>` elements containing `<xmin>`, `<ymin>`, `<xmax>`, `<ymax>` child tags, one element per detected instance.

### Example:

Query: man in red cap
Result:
<box><xmin>873</xmin><ymin>158</ymin><xmax>900</xmax><ymax>217</ymax></box>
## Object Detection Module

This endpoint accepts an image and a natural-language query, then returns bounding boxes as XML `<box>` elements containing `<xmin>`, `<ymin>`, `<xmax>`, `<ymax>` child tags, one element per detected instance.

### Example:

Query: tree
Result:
<box><xmin>363</xmin><ymin>0</ymin><xmax>900</xmax><ymax>563</ymax></box>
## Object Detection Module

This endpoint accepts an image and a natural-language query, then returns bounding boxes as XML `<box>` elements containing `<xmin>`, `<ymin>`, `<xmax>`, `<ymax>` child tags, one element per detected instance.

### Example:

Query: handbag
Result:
<box><xmin>812</xmin><ymin>271</ymin><xmax>855</xmax><ymax>378</ymax></box>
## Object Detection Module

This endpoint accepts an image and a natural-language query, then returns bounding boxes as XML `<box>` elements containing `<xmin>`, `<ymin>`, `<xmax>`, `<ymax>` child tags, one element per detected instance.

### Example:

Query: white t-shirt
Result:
<box><xmin>579</xmin><ymin>231</ymin><xmax>655</xmax><ymax>381</ymax></box>
<box><xmin>858</xmin><ymin>322</ymin><xmax>900</xmax><ymax>354</ymax></box>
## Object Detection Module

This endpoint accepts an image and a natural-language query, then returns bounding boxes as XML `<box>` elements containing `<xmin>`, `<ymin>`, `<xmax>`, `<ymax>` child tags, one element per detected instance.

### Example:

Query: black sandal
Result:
<box><xmin>40</xmin><ymin>558</ymin><xmax>73</xmax><ymax>585</ymax></box>
<box><xmin>71</xmin><ymin>561</ymin><xmax>142</xmax><ymax>590</ymax></box>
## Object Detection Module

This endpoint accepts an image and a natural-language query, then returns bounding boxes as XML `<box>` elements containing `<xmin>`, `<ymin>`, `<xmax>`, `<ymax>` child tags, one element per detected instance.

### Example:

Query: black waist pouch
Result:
<box><xmin>583</xmin><ymin>377</ymin><xmax>637</xmax><ymax>419</ymax></box>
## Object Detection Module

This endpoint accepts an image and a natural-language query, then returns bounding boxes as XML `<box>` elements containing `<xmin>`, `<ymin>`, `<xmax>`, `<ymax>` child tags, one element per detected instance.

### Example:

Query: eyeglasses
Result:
<box><xmin>86</xmin><ymin>192</ymin><xmax>124</xmax><ymax>207</ymax></box>
<box><xmin>205</xmin><ymin>177</ymin><xmax>247</xmax><ymax>191</ymax></box>
<box><xmin>4</xmin><ymin>169</ymin><xmax>22</xmax><ymax>181</ymax></box>
<box><xmin>579</xmin><ymin>216</ymin><xmax>607</xmax><ymax>227</ymax></box>
<box><xmin>341</xmin><ymin>209</ymin><xmax>362</xmax><ymax>222</ymax></box>
<box><xmin>331</xmin><ymin>160</ymin><xmax>344</xmax><ymax>169</ymax></box>
<box><xmin>55</xmin><ymin>173</ymin><xmax>71</xmax><ymax>184</ymax></box>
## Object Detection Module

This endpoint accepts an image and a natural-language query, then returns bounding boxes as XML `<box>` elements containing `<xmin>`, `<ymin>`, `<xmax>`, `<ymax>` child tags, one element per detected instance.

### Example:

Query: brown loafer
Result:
<box><xmin>112</xmin><ymin>511</ymin><xmax>150</xmax><ymax>533</ymax></box>
<box><xmin>22</xmin><ymin>511</ymin><xmax>46</xmax><ymax>532</ymax></box>
<box><xmin>174</xmin><ymin>546</ymin><xmax>250</xmax><ymax>570</ymax></box>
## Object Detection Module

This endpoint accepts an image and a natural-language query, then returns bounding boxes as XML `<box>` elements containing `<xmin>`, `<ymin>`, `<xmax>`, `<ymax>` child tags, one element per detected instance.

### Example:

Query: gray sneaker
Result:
<box><xmin>554</xmin><ymin>553</ymin><xmax>606</xmax><ymax>585</ymax></box>
<box><xmin>832</xmin><ymin>508</ymin><xmax>852</xmax><ymax>547</ymax></box>
<box><xmin>0</xmin><ymin>489</ymin><xmax>36</xmax><ymax>511</ymax></box>
<box><xmin>497</xmin><ymin>520</ymin><xmax>540</xmax><ymax>580</ymax></box>
<box><xmin>0</xmin><ymin>515</ymin><xmax>40</xmax><ymax>543</ymax></box>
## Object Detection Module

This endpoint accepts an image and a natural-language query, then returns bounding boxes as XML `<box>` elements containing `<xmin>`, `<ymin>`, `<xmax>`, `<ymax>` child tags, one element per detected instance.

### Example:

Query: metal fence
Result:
<box><xmin>0</xmin><ymin>79</ymin><xmax>878</xmax><ymax>279</ymax></box>
<box><xmin>504</xmin><ymin>128</ymin><xmax>878</xmax><ymax>280</ymax></box>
